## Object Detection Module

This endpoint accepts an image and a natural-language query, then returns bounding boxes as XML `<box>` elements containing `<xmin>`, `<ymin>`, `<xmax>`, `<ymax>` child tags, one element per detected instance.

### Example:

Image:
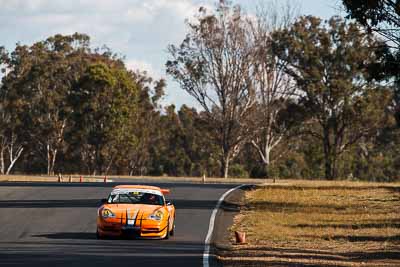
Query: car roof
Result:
<box><xmin>113</xmin><ymin>185</ymin><xmax>162</xmax><ymax>191</ymax></box>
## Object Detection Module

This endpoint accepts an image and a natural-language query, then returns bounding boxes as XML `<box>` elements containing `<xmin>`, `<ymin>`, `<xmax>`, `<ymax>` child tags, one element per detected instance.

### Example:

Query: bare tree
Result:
<box><xmin>248</xmin><ymin>0</ymin><xmax>299</xmax><ymax>177</ymax></box>
<box><xmin>167</xmin><ymin>2</ymin><xmax>255</xmax><ymax>178</ymax></box>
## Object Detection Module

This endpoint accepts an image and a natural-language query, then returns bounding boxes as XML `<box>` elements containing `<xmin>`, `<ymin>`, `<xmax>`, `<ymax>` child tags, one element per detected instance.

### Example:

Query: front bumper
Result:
<box><xmin>97</xmin><ymin>218</ymin><xmax>168</xmax><ymax>238</ymax></box>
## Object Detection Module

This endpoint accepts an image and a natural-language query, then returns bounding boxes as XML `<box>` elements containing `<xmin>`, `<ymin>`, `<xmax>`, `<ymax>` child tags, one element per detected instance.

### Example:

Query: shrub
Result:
<box><xmin>229</xmin><ymin>164</ymin><xmax>249</xmax><ymax>178</ymax></box>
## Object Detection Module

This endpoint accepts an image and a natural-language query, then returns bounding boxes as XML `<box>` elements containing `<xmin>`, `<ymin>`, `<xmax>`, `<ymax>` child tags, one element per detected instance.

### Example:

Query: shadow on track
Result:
<box><xmin>0</xmin><ymin>199</ymin><xmax>102</xmax><ymax>208</ymax></box>
<box><xmin>221</xmin><ymin>245</ymin><xmax>400</xmax><ymax>265</ymax></box>
<box><xmin>33</xmin><ymin>232</ymin><xmax>97</xmax><ymax>240</ymax></box>
<box><xmin>0</xmin><ymin>198</ymin><xmax>221</xmax><ymax>210</ymax></box>
<box><xmin>0</xmin><ymin>238</ymin><xmax>205</xmax><ymax>267</ymax></box>
<box><xmin>32</xmin><ymin>232</ymin><xmax>180</xmax><ymax>241</ymax></box>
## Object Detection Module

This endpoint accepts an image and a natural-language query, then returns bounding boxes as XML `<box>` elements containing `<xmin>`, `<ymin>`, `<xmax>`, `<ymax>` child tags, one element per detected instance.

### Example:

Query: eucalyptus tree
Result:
<box><xmin>248</xmin><ymin>1</ymin><xmax>299</xmax><ymax>177</ymax></box>
<box><xmin>342</xmin><ymin>0</ymin><xmax>400</xmax><ymax>47</ymax></box>
<box><xmin>69</xmin><ymin>62</ymin><xmax>139</xmax><ymax>175</ymax></box>
<box><xmin>167</xmin><ymin>2</ymin><xmax>255</xmax><ymax>178</ymax></box>
<box><xmin>0</xmin><ymin>97</ymin><xmax>25</xmax><ymax>175</ymax></box>
<box><xmin>0</xmin><ymin>33</ymin><xmax>139</xmax><ymax>175</ymax></box>
<box><xmin>0</xmin><ymin>46</ymin><xmax>25</xmax><ymax>174</ymax></box>
<box><xmin>272</xmin><ymin>16</ymin><xmax>392</xmax><ymax>179</ymax></box>
<box><xmin>0</xmin><ymin>45</ymin><xmax>33</xmax><ymax>174</ymax></box>
<box><xmin>2</xmin><ymin>34</ymin><xmax>92</xmax><ymax>175</ymax></box>
<box><xmin>342</xmin><ymin>0</ymin><xmax>400</xmax><ymax>126</ymax></box>
<box><xmin>35</xmin><ymin>34</ymin><xmax>92</xmax><ymax>175</ymax></box>
<box><xmin>123</xmin><ymin>73</ymin><xmax>166</xmax><ymax>176</ymax></box>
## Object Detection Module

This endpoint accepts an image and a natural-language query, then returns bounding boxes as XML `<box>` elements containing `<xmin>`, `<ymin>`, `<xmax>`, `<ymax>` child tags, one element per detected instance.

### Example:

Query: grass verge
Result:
<box><xmin>218</xmin><ymin>180</ymin><xmax>400</xmax><ymax>267</ymax></box>
<box><xmin>0</xmin><ymin>174</ymin><xmax>267</xmax><ymax>184</ymax></box>
<box><xmin>0</xmin><ymin>175</ymin><xmax>103</xmax><ymax>182</ymax></box>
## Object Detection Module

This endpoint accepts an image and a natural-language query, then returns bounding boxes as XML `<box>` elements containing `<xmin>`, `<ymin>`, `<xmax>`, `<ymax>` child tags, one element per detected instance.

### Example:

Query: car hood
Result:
<box><xmin>102</xmin><ymin>203</ymin><xmax>164</xmax><ymax>219</ymax></box>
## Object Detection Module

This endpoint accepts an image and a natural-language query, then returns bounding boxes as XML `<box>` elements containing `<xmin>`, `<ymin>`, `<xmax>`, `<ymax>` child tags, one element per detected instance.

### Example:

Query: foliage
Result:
<box><xmin>342</xmin><ymin>0</ymin><xmax>400</xmax><ymax>46</ymax></box>
<box><xmin>0</xmin><ymin>7</ymin><xmax>400</xmax><ymax>182</ymax></box>
<box><xmin>228</xmin><ymin>164</ymin><xmax>249</xmax><ymax>178</ymax></box>
<box><xmin>272</xmin><ymin>16</ymin><xmax>392</xmax><ymax>179</ymax></box>
<box><xmin>342</xmin><ymin>0</ymin><xmax>400</xmax><ymax>126</ymax></box>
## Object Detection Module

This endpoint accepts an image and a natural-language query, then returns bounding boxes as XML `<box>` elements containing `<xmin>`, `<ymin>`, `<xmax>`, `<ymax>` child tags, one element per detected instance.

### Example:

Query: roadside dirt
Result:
<box><xmin>212</xmin><ymin>185</ymin><xmax>255</xmax><ymax>266</ymax></box>
<box><xmin>214</xmin><ymin>183</ymin><xmax>400</xmax><ymax>267</ymax></box>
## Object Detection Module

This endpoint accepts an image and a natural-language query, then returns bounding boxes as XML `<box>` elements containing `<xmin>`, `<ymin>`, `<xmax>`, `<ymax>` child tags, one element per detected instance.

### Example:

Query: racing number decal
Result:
<box><xmin>127</xmin><ymin>209</ymin><xmax>138</xmax><ymax>225</ymax></box>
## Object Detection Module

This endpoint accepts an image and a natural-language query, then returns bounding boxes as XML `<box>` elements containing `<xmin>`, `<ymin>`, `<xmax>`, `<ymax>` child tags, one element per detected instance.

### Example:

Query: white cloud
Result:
<box><xmin>125</xmin><ymin>59</ymin><xmax>161</xmax><ymax>80</ymax></box>
<box><xmin>0</xmin><ymin>0</ymin><xmax>277</xmax><ymax>109</ymax></box>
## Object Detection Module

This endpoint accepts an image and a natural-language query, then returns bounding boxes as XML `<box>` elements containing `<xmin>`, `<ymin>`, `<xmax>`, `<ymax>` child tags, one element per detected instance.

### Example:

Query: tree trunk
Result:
<box><xmin>323</xmin><ymin>126</ymin><xmax>332</xmax><ymax>180</ymax></box>
<box><xmin>331</xmin><ymin>152</ymin><xmax>338</xmax><ymax>179</ymax></box>
<box><xmin>6</xmin><ymin>147</ymin><xmax>24</xmax><ymax>175</ymax></box>
<box><xmin>323</xmin><ymin>126</ymin><xmax>334</xmax><ymax>180</ymax></box>
<box><xmin>105</xmin><ymin>156</ymin><xmax>114</xmax><ymax>175</ymax></box>
<box><xmin>46</xmin><ymin>144</ymin><xmax>56</xmax><ymax>176</ymax></box>
<box><xmin>6</xmin><ymin>133</ymin><xmax>24</xmax><ymax>175</ymax></box>
<box><xmin>47</xmin><ymin>145</ymin><xmax>51</xmax><ymax>175</ymax></box>
<box><xmin>265</xmin><ymin>162</ymin><xmax>270</xmax><ymax>178</ymax></box>
<box><xmin>50</xmin><ymin>149</ymin><xmax>57</xmax><ymax>176</ymax></box>
<box><xmin>324</xmin><ymin>155</ymin><xmax>333</xmax><ymax>180</ymax></box>
<box><xmin>323</xmin><ymin>147</ymin><xmax>339</xmax><ymax>180</ymax></box>
<box><xmin>95</xmin><ymin>145</ymin><xmax>102</xmax><ymax>175</ymax></box>
<box><xmin>224</xmin><ymin>159</ymin><xmax>229</xmax><ymax>179</ymax></box>
<box><xmin>0</xmin><ymin>148</ymin><xmax>4</xmax><ymax>175</ymax></box>
<box><xmin>264</xmin><ymin>146</ymin><xmax>271</xmax><ymax>178</ymax></box>
<box><xmin>221</xmin><ymin>151</ymin><xmax>231</xmax><ymax>178</ymax></box>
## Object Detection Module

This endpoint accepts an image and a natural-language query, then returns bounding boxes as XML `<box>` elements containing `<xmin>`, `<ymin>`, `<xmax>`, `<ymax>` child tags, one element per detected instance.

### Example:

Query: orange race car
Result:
<box><xmin>97</xmin><ymin>185</ymin><xmax>175</xmax><ymax>239</ymax></box>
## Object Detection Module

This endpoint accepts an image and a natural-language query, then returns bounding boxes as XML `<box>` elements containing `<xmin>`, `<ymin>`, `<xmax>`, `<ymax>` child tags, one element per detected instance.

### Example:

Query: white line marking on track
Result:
<box><xmin>203</xmin><ymin>184</ymin><xmax>246</xmax><ymax>267</ymax></box>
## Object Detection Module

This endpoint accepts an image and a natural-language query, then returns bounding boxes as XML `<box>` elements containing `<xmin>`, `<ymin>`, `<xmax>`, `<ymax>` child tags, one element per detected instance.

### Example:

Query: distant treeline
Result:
<box><xmin>0</xmin><ymin>1</ymin><xmax>399</xmax><ymax>181</ymax></box>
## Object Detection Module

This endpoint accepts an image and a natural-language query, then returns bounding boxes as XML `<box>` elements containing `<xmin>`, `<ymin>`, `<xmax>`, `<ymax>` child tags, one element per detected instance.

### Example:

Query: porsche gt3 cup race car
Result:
<box><xmin>97</xmin><ymin>185</ymin><xmax>175</xmax><ymax>239</ymax></box>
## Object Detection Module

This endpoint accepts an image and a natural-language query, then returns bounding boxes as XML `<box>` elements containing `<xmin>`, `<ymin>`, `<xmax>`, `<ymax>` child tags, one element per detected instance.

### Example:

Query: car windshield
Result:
<box><xmin>108</xmin><ymin>191</ymin><xmax>164</xmax><ymax>205</ymax></box>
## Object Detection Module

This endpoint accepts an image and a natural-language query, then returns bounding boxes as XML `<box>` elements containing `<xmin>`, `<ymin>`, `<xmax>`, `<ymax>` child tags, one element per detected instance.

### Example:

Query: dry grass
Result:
<box><xmin>100</xmin><ymin>175</ymin><xmax>267</xmax><ymax>184</ymax></box>
<box><xmin>0</xmin><ymin>174</ymin><xmax>102</xmax><ymax>182</ymax></box>
<box><xmin>222</xmin><ymin>180</ymin><xmax>400</xmax><ymax>266</ymax></box>
<box><xmin>0</xmin><ymin>174</ymin><xmax>267</xmax><ymax>184</ymax></box>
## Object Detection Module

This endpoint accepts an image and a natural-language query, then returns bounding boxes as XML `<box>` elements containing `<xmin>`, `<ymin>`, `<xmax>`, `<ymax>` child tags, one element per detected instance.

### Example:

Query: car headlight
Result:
<box><xmin>148</xmin><ymin>210</ymin><xmax>163</xmax><ymax>221</ymax></box>
<box><xmin>101</xmin><ymin>208</ymin><xmax>116</xmax><ymax>219</ymax></box>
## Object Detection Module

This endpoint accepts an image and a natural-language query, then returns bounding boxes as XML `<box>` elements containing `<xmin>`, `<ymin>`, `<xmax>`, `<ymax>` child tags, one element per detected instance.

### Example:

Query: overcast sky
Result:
<box><xmin>0</xmin><ymin>0</ymin><xmax>344</xmax><ymax>108</ymax></box>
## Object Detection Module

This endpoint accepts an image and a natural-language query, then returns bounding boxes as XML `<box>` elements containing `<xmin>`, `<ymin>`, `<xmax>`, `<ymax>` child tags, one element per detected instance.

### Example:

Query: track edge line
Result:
<box><xmin>203</xmin><ymin>184</ymin><xmax>247</xmax><ymax>267</ymax></box>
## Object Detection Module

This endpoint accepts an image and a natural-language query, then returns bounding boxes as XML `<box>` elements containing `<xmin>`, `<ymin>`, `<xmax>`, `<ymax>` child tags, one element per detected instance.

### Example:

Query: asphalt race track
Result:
<box><xmin>0</xmin><ymin>180</ymin><xmax>240</xmax><ymax>267</ymax></box>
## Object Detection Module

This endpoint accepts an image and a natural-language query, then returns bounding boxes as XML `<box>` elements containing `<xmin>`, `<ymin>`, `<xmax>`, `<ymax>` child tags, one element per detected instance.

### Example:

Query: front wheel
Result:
<box><xmin>170</xmin><ymin>218</ymin><xmax>175</xmax><ymax>236</ymax></box>
<box><xmin>96</xmin><ymin>228</ymin><xmax>103</xmax><ymax>239</ymax></box>
<box><xmin>164</xmin><ymin>222</ymin><xmax>170</xmax><ymax>240</ymax></box>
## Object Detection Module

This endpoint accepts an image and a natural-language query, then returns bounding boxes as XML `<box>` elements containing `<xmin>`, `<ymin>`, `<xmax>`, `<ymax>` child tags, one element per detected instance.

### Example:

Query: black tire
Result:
<box><xmin>164</xmin><ymin>222</ymin><xmax>170</xmax><ymax>240</ymax></box>
<box><xmin>96</xmin><ymin>228</ymin><xmax>103</xmax><ymax>239</ymax></box>
<box><xmin>170</xmin><ymin>217</ymin><xmax>175</xmax><ymax>236</ymax></box>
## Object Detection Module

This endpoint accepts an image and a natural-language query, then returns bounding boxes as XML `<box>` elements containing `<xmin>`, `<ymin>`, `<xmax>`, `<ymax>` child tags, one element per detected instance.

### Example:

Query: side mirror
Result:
<box><xmin>166</xmin><ymin>200</ymin><xmax>172</xmax><ymax>206</ymax></box>
<box><xmin>100</xmin><ymin>198</ymin><xmax>108</xmax><ymax>204</ymax></box>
